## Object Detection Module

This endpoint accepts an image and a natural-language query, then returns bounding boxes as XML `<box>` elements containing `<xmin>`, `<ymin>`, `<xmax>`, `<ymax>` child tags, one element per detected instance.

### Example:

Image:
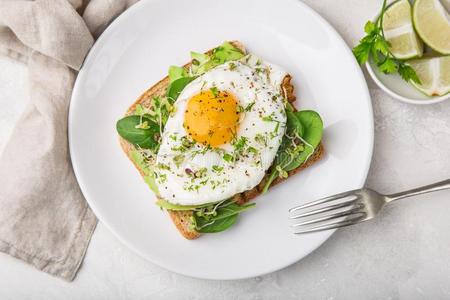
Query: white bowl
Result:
<box><xmin>366</xmin><ymin>60</ymin><xmax>450</xmax><ymax>105</ymax></box>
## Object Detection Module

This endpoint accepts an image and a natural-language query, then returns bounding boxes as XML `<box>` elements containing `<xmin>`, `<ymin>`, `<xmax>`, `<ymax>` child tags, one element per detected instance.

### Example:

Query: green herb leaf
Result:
<box><xmin>134</xmin><ymin>104</ymin><xmax>145</xmax><ymax>116</ymax></box>
<box><xmin>168</xmin><ymin>66</ymin><xmax>188</xmax><ymax>84</ymax></box>
<box><xmin>364</xmin><ymin>20</ymin><xmax>377</xmax><ymax>34</ymax></box>
<box><xmin>190</xmin><ymin>52</ymin><xmax>210</xmax><ymax>74</ymax></box>
<box><xmin>210</xmin><ymin>86</ymin><xmax>219</xmax><ymax>97</ymax></box>
<box><xmin>398</xmin><ymin>62</ymin><xmax>421</xmax><ymax>84</ymax></box>
<box><xmin>296</xmin><ymin>110</ymin><xmax>323</xmax><ymax>148</ymax></box>
<box><xmin>244</xmin><ymin>101</ymin><xmax>255</xmax><ymax>112</ymax></box>
<box><xmin>232</xmin><ymin>136</ymin><xmax>248</xmax><ymax>153</ymax></box>
<box><xmin>373</xmin><ymin>38</ymin><xmax>390</xmax><ymax>56</ymax></box>
<box><xmin>283</xmin><ymin>110</ymin><xmax>323</xmax><ymax>171</ymax></box>
<box><xmin>213</xmin><ymin>41</ymin><xmax>244</xmax><ymax>62</ymax></box>
<box><xmin>286</xmin><ymin>110</ymin><xmax>304</xmax><ymax>137</ymax></box>
<box><xmin>116</xmin><ymin>115</ymin><xmax>160</xmax><ymax>150</ymax></box>
<box><xmin>196</xmin><ymin>214</ymin><xmax>238</xmax><ymax>233</ymax></box>
<box><xmin>212</xmin><ymin>165</ymin><xmax>224</xmax><ymax>172</ymax></box>
<box><xmin>262</xmin><ymin>115</ymin><xmax>274</xmax><ymax>122</ymax></box>
<box><xmin>223</xmin><ymin>153</ymin><xmax>234</xmax><ymax>162</ymax></box>
<box><xmin>167</xmin><ymin>76</ymin><xmax>196</xmax><ymax>102</ymax></box>
<box><xmin>195</xmin><ymin>202</ymin><xmax>255</xmax><ymax>233</ymax></box>
<box><xmin>378</xmin><ymin>58</ymin><xmax>398</xmax><ymax>74</ymax></box>
<box><xmin>352</xmin><ymin>42</ymin><xmax>371</xmax><ymax>65</ymax></box>
<box><xmin>193</xmin><ymin>42</ymin><xmax>244</xmax><ymax>75</ymax></box>
<box><xmin>191</xmin><ymin>51</ymin><xmax>210</xmax><ymax>64</ymax></box>
<box><xmin>352</xmin><ymin>0</ymin><xmax>420</xmax><ymax>84</ymax></box>
<box><xmin>262</xmin><ymin>110</ymin><xmax>323</xmax><ymax>193</ymax></box>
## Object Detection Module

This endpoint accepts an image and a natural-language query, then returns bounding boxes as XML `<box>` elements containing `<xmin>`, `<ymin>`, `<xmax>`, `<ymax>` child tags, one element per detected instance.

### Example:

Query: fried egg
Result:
<box><xmin>155</xmin><ymin>55</ymin><xmax>288</xmax><ymax>205</ymax></box>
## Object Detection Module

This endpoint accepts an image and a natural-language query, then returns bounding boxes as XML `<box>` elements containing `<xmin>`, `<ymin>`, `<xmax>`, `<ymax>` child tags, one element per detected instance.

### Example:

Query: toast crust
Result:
<box><xmin>119</xmin><ymin>41</ymin><xmax>324</xmax><ymax>239</ymax></box>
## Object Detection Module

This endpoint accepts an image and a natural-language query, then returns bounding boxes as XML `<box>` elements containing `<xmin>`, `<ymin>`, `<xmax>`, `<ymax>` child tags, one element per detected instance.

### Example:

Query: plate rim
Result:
<box><xmin>68</xmin><ymin>0</ymin><xmax>374</xmax><ymax>280</ymax></box>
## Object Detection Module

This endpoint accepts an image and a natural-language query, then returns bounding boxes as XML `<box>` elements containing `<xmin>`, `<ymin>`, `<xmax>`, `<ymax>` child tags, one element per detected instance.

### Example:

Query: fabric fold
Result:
<box><xmin>0</xmin><ymin>0</ymin><xmax>94</xmax><ymax>70</ymax></box>
<box><xmin>0</xmin><ymin>0</ymin><xmax>136</xmax><ymax>281</ymax></box>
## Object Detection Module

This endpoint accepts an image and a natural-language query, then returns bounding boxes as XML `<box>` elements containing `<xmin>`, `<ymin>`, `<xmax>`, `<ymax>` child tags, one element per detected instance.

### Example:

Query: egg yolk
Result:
<box><xmin>184</xmin><ymin>90</ymin><xmax>239</xmax><ymax>147</ymax></box>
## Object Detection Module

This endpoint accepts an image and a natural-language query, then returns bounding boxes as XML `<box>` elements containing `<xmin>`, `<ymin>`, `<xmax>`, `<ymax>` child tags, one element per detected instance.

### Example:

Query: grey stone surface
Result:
<box><xmin>1</xmin><ymin>1</ymin><xmax>450</xmax><ymax>298</ymax></box>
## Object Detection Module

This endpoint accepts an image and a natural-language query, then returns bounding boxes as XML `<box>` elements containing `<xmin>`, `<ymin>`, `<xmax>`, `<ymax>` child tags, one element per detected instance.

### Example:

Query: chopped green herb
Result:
<box><xmin>247</xmin><ymin>146</ymin><xmax>258</xmax><ymax>155</ymax></box>
<box><xmin>273</xmin><ymin>121</ymin><xmax>280</xmax><ymax>134</ymax></box>
<box><xmin>244</xmin><ymin>101</ymin><xmax>255</xmax><ymax>112</ymax></box>
<box><xmin>212</xmin><ymin>165</ymin><xmax>224</xmax><ymax>173</ymax></box>
<box><xmin>157</xmin><ymin>173</ymin><xmax>167</xmax><ymax>184</ymax></box>
<box><xmin>194</xmin><ymin>167</ymin><xmax>208</xmax><ymax>178</ymax></box>
<box><xmin>173</xmin><ymin>154</ymin><xmax>184</xmax><ymax>167</ymax></box>
<box><xmin>255</xmin><ymin>133</ymin><xmax>267</xmax><ymax>146</ymax></box>
<box><xmin>223</xmin><ymin>153</ymin><xmax>234</xmax><ymax>162</ymax></box>
<box><xmin>157</xmin><ymin>163</ymin><xmax>171</xmax><ymax>171</ymax></box>
<box><xmin>233</xmin><ymin>136</ymin><xmax>248</xmax><ymax>153</ymax></box>
<box><xmin>210</xmin><ymin>87</ymin><xmax>219</xmax><ymax>98</ymax></box>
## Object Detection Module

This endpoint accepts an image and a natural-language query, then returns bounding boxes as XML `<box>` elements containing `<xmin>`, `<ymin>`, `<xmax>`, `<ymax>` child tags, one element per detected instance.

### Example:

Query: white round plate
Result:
<box><xmin>366</xmin><ymin>60</ymin><xmax>450</xmax><ymax>105</ymax></box>
<box><xmin>69</xmin><ymin>0</ymin><xmax>373</xmax><ymax>280</ymax></box>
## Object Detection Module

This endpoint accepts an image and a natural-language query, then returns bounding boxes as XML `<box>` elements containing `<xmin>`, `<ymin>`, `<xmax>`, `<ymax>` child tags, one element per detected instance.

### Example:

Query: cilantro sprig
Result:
<box><xmin>352</xmin><ymin>0</ymin><xmax>421</xmax><ymax>84</ymax></box>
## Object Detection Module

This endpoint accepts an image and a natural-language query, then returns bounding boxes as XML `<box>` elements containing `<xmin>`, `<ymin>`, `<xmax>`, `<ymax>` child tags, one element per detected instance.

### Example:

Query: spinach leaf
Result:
<box><xmin>194</xmin><ymin>202</ymin><xmax>255</xmax><ymax>233</ymax></box>
<box><xmin>286</xmin><ymin>110</ymin><xmax>304</xmax><ymax>137</ymax></box>
<box><xmin>282</xmin><ymin>110</ymin><xmax>323</xmax><ymax>171</ymax></box>
<box><xmin>262</xmin><ymin>110</ymin><xmax>323</xmax><ymax>193</ymax></box>
<box><xmin>296</xmin><ymin>110</ymin><xmax>323</xmax><ymax>148</ymax></box>
<box><xmin>166</xmin><ymin>76</ymin><xmax>195</xmax><ymax>102</ymax></box>
<box><xmin>116</xmin><ymin>115</ymin><xmax>160</xmax><ymax>150</ymax></box>
<box><xmin>269</xmin><ymin>111</ymin><xmax>305</xmax><ymax>172</ymax></box>
<box><xmin>168</xmin><ymin>66</ymin><xmax>188</xmax><ymax>84</ymax></box>
<box><xmin>283</xmin><ymin>146</ymin><xmax>313</xmax><ymax>172</ymax></box>
<box><xmin>196</xmin><ymin>214</ymin><xmax>238</xmax><ymax>233</ymax></box>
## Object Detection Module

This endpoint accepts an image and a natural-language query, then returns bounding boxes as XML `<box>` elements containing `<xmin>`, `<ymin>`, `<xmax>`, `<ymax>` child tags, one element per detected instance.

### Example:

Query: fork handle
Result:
<box><xmin>386</xmin><ymin>179</ymin><xmax>450</xmax><ymax>202</ymax></box>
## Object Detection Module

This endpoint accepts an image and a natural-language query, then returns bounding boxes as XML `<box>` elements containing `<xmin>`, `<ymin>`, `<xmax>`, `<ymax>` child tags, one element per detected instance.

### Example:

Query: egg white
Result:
<box><xmin>155</xmin><ymin>55</ymin><xmax>288</xmax><ymax>205</ymax></box>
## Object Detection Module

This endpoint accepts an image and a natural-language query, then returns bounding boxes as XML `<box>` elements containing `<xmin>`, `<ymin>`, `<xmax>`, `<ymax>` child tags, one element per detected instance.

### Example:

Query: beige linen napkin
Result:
<box><xmin>0</xmin><ymin>0</ymin><xmax>137</xmax><ymax>281</ymax></box>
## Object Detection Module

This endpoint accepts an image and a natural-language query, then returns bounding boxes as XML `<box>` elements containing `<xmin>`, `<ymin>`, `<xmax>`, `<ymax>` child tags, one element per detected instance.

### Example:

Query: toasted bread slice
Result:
<box><xmin>119</xmin><ymin>41</ymin><xmax>324</xmax><ymax>239</ymax></box>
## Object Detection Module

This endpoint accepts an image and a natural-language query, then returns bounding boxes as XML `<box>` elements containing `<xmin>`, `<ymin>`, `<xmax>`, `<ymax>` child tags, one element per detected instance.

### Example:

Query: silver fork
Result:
<box><xmin>289</xmin><ymin>179</ymin><xmax>450</xmax><ymax>234</ymax></box>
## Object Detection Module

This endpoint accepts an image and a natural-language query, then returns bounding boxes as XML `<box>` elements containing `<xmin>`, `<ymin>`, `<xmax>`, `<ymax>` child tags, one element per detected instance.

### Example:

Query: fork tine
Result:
<box><xmin>289</xmin><ymin>200</ymin><xmax>360</xmax><ymax>219</ymax></box>
<box><xmin>291</xmin><ymin>207</ymin><xmax>365</xmax><ymax>227</ymax></box>
<box><xmin>292</xmin><ymin>215</ymin><xmax>366</xmax><ymax>234</ymax></box>
<box><xmin>289</xmin><ymin>190</ymin><xmax>359</xmax><ymax>212</ymax></box>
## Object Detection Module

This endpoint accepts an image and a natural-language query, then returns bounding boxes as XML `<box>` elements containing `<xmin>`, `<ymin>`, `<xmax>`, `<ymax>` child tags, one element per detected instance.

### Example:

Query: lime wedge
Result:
<box><xmin>407</xmin><ymin>56</ymin><xmax>450</xmax><ymax>96</ymax></box>
<box><xmin>382</xmin><ymin>0</ymin><xmax>423</xmax><ymax>59</ymax></box>
<box><xmin>413</xmin><ymin>0</ymin><xmax>450</xmax><ymax>55</ymax></box>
